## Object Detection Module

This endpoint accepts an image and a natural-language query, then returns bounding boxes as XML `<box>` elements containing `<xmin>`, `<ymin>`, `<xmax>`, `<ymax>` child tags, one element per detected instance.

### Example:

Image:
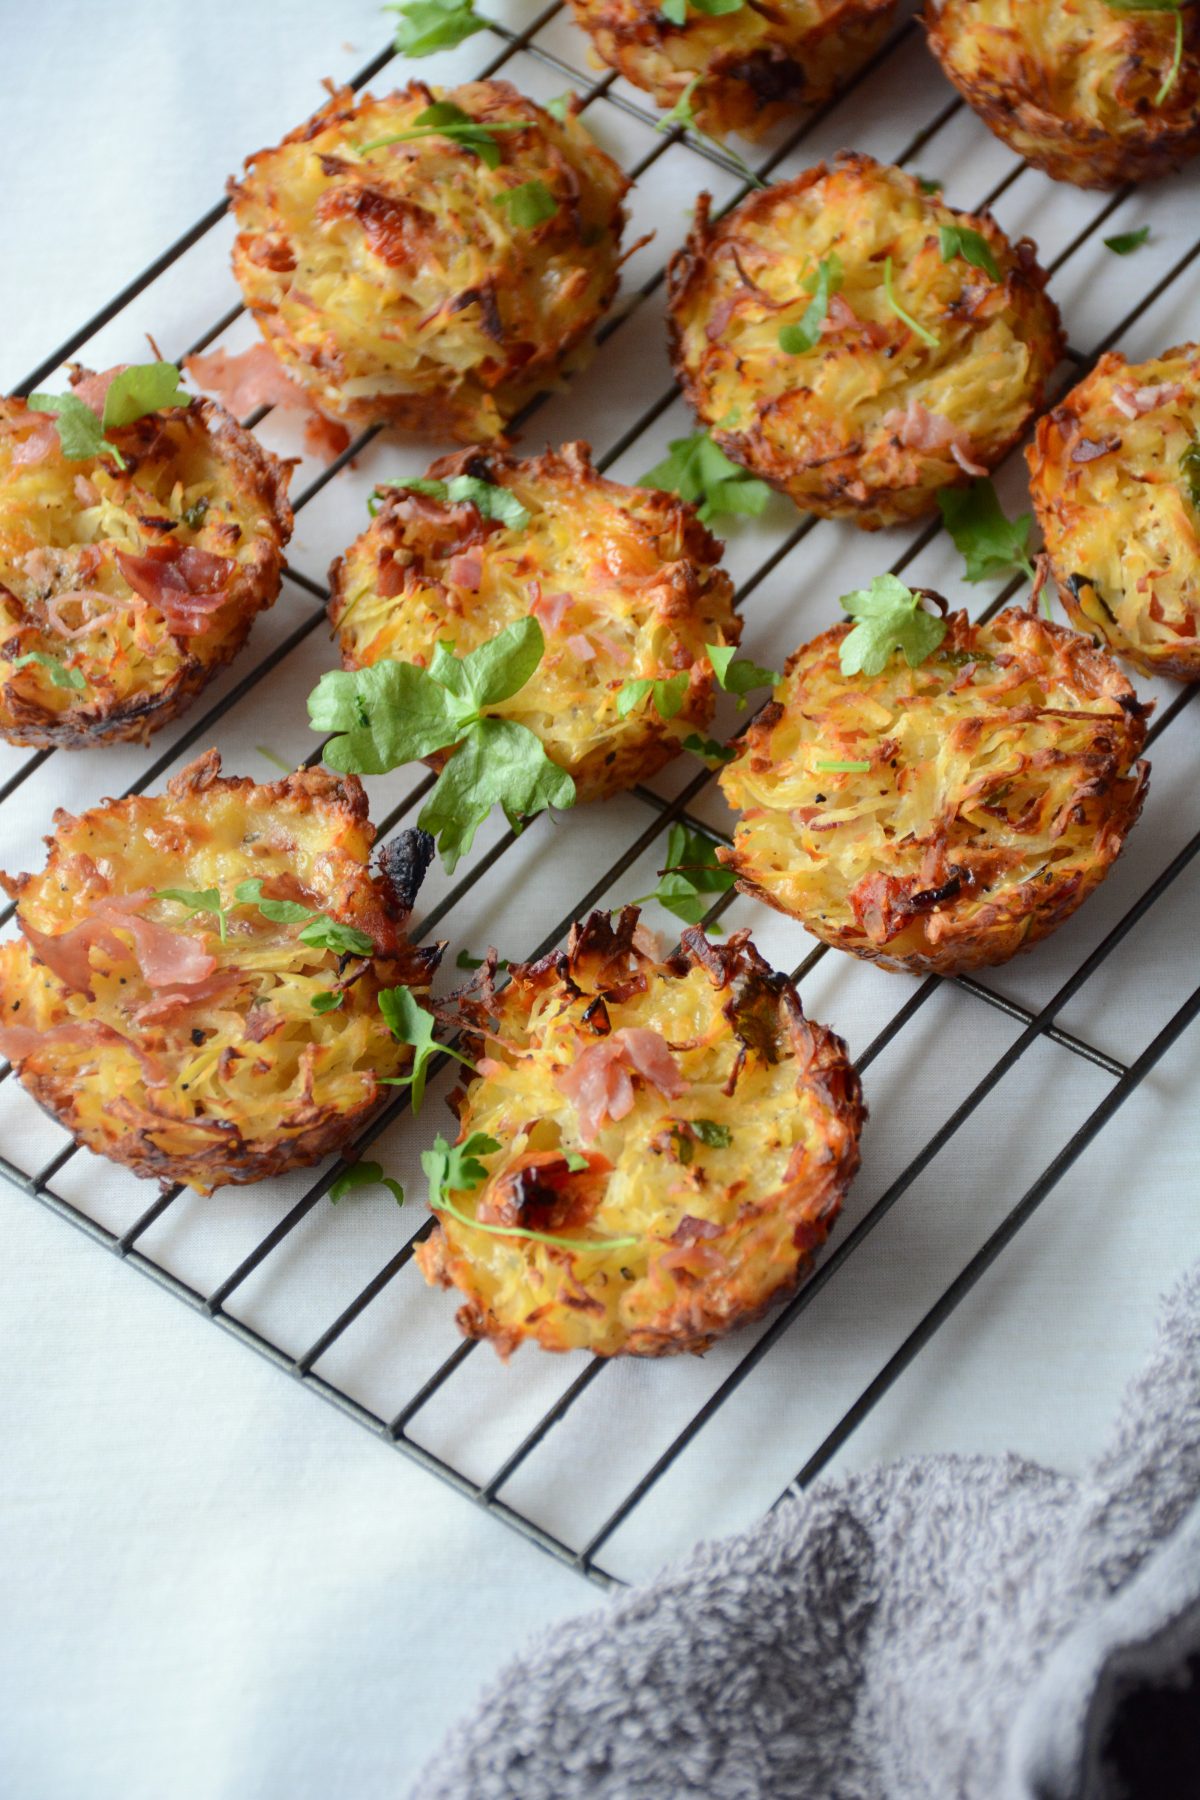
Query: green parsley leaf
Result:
<box><xmin>26</xmin><ymin>393</ymin><xmax>121</xmax><ymax>466</ymax></box>
<box><xmin>564</xmin><ymin>1151</ymin><xmax>590</xmax><ymax>1171</ymax></box>
<box><xmin>691</xmin><ymin>1119</ymin><xmax>732</xmax><ymax>1147</ymax></box>
<box><xmin>418</xmin><ymin>715</ymin><xmax>575</xmax><ymax>871</ymax></box>
<box><xmin>391</xmin><ymin>473</ymin><xmax>530</xmax><ymax>530</ymax></box>
<box><xmin>938</xmin><ymin>479</ymin><xmax>1037</xmax><ymax>584</ymax></box>
<box><xmin>9</xmin><ymin>650</ymin><xmax>87</xmax><ymax>691</ymax></box>
<box><xmin>492</xmin><ymin>179</ymin><xmax>558</xmax><ymax>229</ymax></box>
<box><xmin>386</xmin><ymin>0</ymin><xmax>486</xmax><ymax>57</ymax></box>
<box><xmin>455</xmin><ymin>948</ymin><xmax>509</xmax><ymax>970</ymax></box>
<box><xmin>938</xmin><ymin>224</ymin><xmax>1000</xmax><ymax>282</ymax></box>
<box><xmin>423</xmin><ymin>1131</ymin><xmax>639</xmax><ymax>1250</ymax></box>
<box><xmin>309</xmin><ymin>660</ymin><xmax>464</xmax><ymax>774</ymax></box>
<box><xmin>778</xmin><ymin>253</ymin><xmax>843</xmax><ymax>355</ymax></box>
<box><xmin>545</xmin><ymin>93</ymin><xmax>574</xmax><ymax>123</ymax></box>
<box><xmin>1102</xmin><ymin>0</ymin><xmax>1185</xmax><ymax>102</ymax></box>
<box><xmin>633</xmin><ymin>820</ymin><xmax>734</xmax><ymax>926</ymax></box>
<box><xmin>358</xmin><ymin>102</ymin><xmax>531</xmax><ymax>169</ymax></box>
<box><xmin>330</xmin><ymin>1161</ymin><xmax>405</xmax><ymax>1205</ymax></box>
<box><xmin>639</xmin><ymin>431</ymin><xmax>771</xmax><ymax>525</ymax></box>
<box><xmin>230</xmin><ymin>877</ymin><xmax>311</xmax><ymax>923</ymax></box>
<box><xmin>882</xmin><ymin>256</ymin><xmax>940</xmax><ymax>348</ymax></box>
<box><xmin>1104</xmin><ymin>226</ymin><xmax>1151</xmax><ymax>255</ymax></box>
<box><xmin>839</xmin><ymin>575</ymin><xmax>947</xmax><ymax>678</ymax></box>
<box><xmin>311</xmin><ymin>990</ymin><xmax>345</xmax><ymax>1013</ymax></box>
<box><xmin>682</xmin><ymin>731</ymin><xmax>736</xmax><ymax>764</ymax></box>
<box><xmin>298</xmin><ymin>916</ymin><xmax>376</xmax><ymax>956</ymax></box>
<box><xmin>1180</xmin><ymin>439</ymin><xmax>1200</xmax><ymax>507</ymax></box>
<box><xmin>615</xmin><ymin>671</ymin><xmax>690</xmax><ymax>720</ymax></box>
<box><xmin>917</xmin><ymin>174</ymin><xmax>943</xmax><ymax>194</ymax></box>
<box><xmin>29</xmin><ymin>361</ymin><xmax>188</xmax><ymax>469</ymax></box>
<box><xmin>655</xmin><ymin>75</ymin><xmax>766</xmax><ymax>189</ymax></box>
<box><xmin>153</xmin><ymin>887</ymin><xmax>229</xmax><ymax>942</ymax></box>
<box><xmin>706</xmin><ymin>643</ymin><xmax>778</xmax><ymax>708</ymax></box>
<box><xmin>815</xmin><ymin>759</ymin><xmax>871</xmax><ymax>773</ymax></box>
<box><xmin>182</xmin><ymin>497</ymin><xmax>210</xmax><ymax>531</ymax></box>
<box><xmin>663</xmin><ymin>0</ymin><xmax>743</xmax><ymax>18</ymax></box>
<box><xmin>377</xmin><ymin>985</ymin><xmax>475</xmax><ymax>1113</ymax></box>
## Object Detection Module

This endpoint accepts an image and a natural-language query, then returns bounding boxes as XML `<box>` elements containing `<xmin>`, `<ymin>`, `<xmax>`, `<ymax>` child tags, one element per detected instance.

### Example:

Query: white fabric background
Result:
<box><xmin>2</xmin><ymin>3</ymin><xmax>1199</xmax><ymax>1796</ymax></box>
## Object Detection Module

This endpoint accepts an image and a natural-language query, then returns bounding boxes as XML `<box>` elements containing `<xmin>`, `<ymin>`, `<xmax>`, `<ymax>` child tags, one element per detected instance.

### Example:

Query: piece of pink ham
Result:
<box><xmin>0</xmin><ymin>1017</ymin><xmax>166</xmax><ymax>1087</ymax></box>
<box><xmin>19</xmin><ymin>890</ymin><xmax>216</xmax><ymax>998</ymax></box>
<box><xmin>1112</xmin><ymin>381</ymin><xmax>1182</xmax><ymax>420</ymax></box>
<box><xmin>530</xmin><ymin>590</ymin><xmax>571</xmax><ymax>634</ymax></box>
<box><xmin>185</xmin><ymin>344</ymin><xmax>350</xmax><ymax>464</ymax></box>
<box><xmin>556</xmin><ymin>1027</ymin><xmax>688</xmax><ymax>1143</ymax></box>
<box><xmin>884</xmin><ymin>400</ymin><xmax>988</xmax><ymax>477</ymax></box>
<box><xmin>115</xmin><ymin>543</ymin><xmax>232</xmax><ymax>635</ymax></box>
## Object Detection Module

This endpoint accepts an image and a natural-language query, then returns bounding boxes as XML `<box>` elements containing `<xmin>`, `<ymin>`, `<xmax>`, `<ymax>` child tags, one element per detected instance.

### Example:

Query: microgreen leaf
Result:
<box><xmin>706</xmin><ymin>643</ymin><xmax>778</xmax><ymax>708</ymax></box>
<box><xmin>309</xmin><ymin>661</ymin><xmax>464</xmax><ymax>774</ymax></box>
<box><xmin>655</xmin><ymin>75</ymin><xmax>765</xmax><ymax>188</ymax></box>
<box><xmin>330</xmin><ymin>1161</ymin><xmax>405</xmax><ymax>1205</ymax></box>
<box><xmin>917</xmin><ymin>174</ymin><xmax>943</xmax><ymax>194</ymax></box>
<box><xmin>938</xmin><ymin>480</ymin><xmax>1037</xmax><ymax>584</ymax></box>
<box><xmin>615</xmin><ymin>671</ymin><xmax>690</xmax><ymax>720</ymax></box>
<box><xmin>882</xmin><ymin>256</ymin><xmax>940</xmax><ymax>348</ymax></box>
<box><xmin>455</xmin><ymin>616</ymin><xmax>546</xmax><ymax>709</ymax></box>
<box><xmin>102</xmin><ymin>363</ymin><xmax>188</xmax><ymax>427</ymax></box>
<box><xmin>386</xmin><ymin>0</ymin><xmax>486</xmax><ymax>56</ymax></box>
<box><xmin>778</xmin><ymin>253</ymin><xmax>843</xmax><ymax>355</ymax></box>
<box><xmin>231</xmin><ymin>878</ymin><xmax>313</xmax><ymax>923</ymax></box>
<box><xmin>311</xmin><ymin>990</ymin><xmax>345</xmax><ymax>1013</ymax></box>
<box><xmin>418</xmin><ymin>716</ymin><xmax>575</xmax><ymax>871</ymax></box>
<box><xmin>182</xmin><ymin>497</ymin><xmax>210</xmax><ymax>531</ymax></box>
<box><xmin>663</xmin><ymin>0</ymin><xmax>744</xmax><ymax>17</ymax></box>
<box><xmin>9</xmin><ymin>651</ymin><xmax>87</xmax><ymax>691</ymax></box>
<box><xmin>153</xmin><ymin>887</ymin><xmax>229</xmax><ymax>942</ymax></box>
<box><xmin>683</xmin><ymin>731</ymin><xmax>736</xmax><ymax>764</ymax></box>
<box><xmin>391</xmin><ymin>473</ymin><xmax>530</xmax><ymax>530</ymax></box>
<box><xmin>26</xmin><ymin>394</ymin><xmax>121</xmax><ymax>466</ymax></box>
<box><xmin>564</xmin><ymin>1150</ymin><xmax>590</xmax><ymax>1171</ymax></box>
<box><xmin>545</xmin><ymin>93</ymin><xmax>573</xmax><ymax>122</ymax></box>
<box><xmin>358</xmin><ymin>102</ymin><xmax>531</xmax><ymax>169</ymax></box>
<box><xmin>1102</xmin><ymin>0</ymin><xmax>1185</xmax><ymax>101</ymax></box>
<box><xmin>938</xmin><ymin>224</ymin><xmax>1000</xmax><ymax>282</ymax></box>
<box><xmin>815</xmin><ymin>759</ymin><xmax>871</xmax><ymax>772</ymax></box>
<box><xmin>455</xmin><ymin>948</ymin><xmax>509</xmax><ymax>970</ymax></box>
<box><xmin>377</xmin><ymin>985</ymin><xmax>474</xmax><ymax>1113</ymax></box>
<box><xmin>423</xmin><ymin>1131</ymin><xmax>639</xmax><ymax>1250</ymax></box>
<box><xmin>298</xmin><ymin>917</ymin><xmax>376</xmax><ymax>956</ymax></box>
<box><xmin>1104</xmin><ymin>226</ymin><xmax>1151</xmax><ymax>255</ymax></box>
<box><xmin>633</xmin><ymin>820</ymin><xmax>733</xmax><ymax>926</ymax></box>
<box><xmin>639</xmin><ymin>431</ymin><xmax>771</xmax><ymax>525</ymax></box>
<box><xmin>839</xmin><ymin>575</ymin><xmax>947</xmax><ymax>678</ymax></box>
<box><xmin>492</xmin><ymin>179</ymin><xmax>558</xmax><ymax>229</ymax></box>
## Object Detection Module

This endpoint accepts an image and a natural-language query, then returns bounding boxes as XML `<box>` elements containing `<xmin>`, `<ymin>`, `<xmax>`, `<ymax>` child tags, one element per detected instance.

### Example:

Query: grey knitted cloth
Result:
<box><xmin>414</xmin><ymin>1263</ymin><xmax>1200</xmax><ymax>1800</ymax></box>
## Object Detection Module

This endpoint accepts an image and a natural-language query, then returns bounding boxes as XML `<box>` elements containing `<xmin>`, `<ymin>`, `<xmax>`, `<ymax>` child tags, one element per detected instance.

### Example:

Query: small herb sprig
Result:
<box><xmin>1104</xmin><ymin>226</ymin><xmax>1151</xmax><ymax>255</ymax></box>
<box><xmin>369</xmin><ymin>473</ymin><xmax>530</xmax><ymax>527</ymax></box>
<box><xmin>882</xmin><ymin>256</ymin><xmax>939</xmax><ymax>349</ymax></box>
<box><xmin>358</xmin><ymin>101</ymin><xmax>532</xmax><ymax>169</ymax></box>
<box><xmin>376</xmin><ymin>985</ymin><xmax>475</xmax><ymax>1112</ymax></box>
<box><xmin>1181</xmin><ymin>438</ymin><xmax>1200</xmax><ymax>508</ymax></box>
<box><xmin>29</xmin><ymin>362</ymin><xmax>188</xmax><ymax>470</ymax></box>
<box><xmin>423</xmin><ymin>1132</ymin><xmax>640</xmax><ymax>1251</ymax></box>
<box><xmin>639</xmin><ymin>431</ymin><xmax>772</xmax><ymax>525</ymax></box>
<box><xmin>615</xmin><ymin>644</ymin><xmax>777</xmax><ymax>722</ymax></box>
<box><xmin>938</xmin><ymin>224</ymin><xmax>1000</xmax><ymax>282</ymax></box>
<box><xmin>633</xmin><ymin>820</ymin><xmax>734</xmax><ymax>926</ymax></box>
<box><xmin>9</xmin><ymin>651</ymin><xmax>87</xmax><ymax>691</ymax></box>
<box><xmin>308</xmin><ymin>618</ymin><xmax>575</xmax><ymax>872</ymax></box>
<box><xmin>670</xmin><ymin>1118</ymin><xmax>733</xmax><ymax>1163</ymax></box>
<box><xmin>1102</xmin><ymin>0</ymin><xmax>1186</xmax><ymax>105</ymax></box>
<box><xmin>938</xmin><ymin>480</ymin><xmax>1037</xmax><ymax>586</ymax></box>
<box><xmin>661</xmin><ymin>0</ymin><xmax>744</xmax><ymax>19</ymax></box>
<box><xmin>778</xmin><ymin>254</ymin><xmax>843</xmax><ymax>356</ymax></box>
<box><xmin>331</xmin><ymin>1162</ymin><xmax>406</xmax><ymax>1205</ymax></box>
<box><xmin>656</xmin><ymin>76</ymin><xmax>765</xmax><ymax>190</ymax></box>
<box><xmin>493</xmin><ymin>179</ymin><xmax>558</xmax><ymax>228</ymax></box>
<box><xmin>838</xmin><ymin>575</ymin><xmax>948</xmax><ymax>677</ymax></box>
<box><xmin>151</xmin><ymin>882</ymin><xmax>375</xmax><ymax>955</ymax></box>
<box><xmin>387</xmin><ymin>0</ymin><xmax>486</xmax><ymax>56</ymax></box>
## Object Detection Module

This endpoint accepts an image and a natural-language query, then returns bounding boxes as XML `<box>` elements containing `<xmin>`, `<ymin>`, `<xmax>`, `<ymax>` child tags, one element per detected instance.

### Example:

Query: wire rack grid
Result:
<box><xmin>2</xmin><ymin>0</ymin><xmax>1199</xmax><ymax>1590</ymax></box>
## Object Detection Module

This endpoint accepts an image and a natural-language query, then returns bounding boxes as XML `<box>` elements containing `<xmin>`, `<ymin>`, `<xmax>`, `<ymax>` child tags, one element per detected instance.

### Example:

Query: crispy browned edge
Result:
<box><xmin>417</xmin><ymin>905</ymin><xmax>866</xmax><ymax>1357</ymax></box>
<box><xmin>327</xmin><ymin>439</ymin><xmax>740</xmax><ymax>804</ymax></box>
<box><xmin>227</xmin><ymin>82</ymin><xmax>632</xmax><ymax>441</ymax></box>
<box><xmin>720</xmin><ymin>608</ymin><xmax>1151</xmax><ymax>976</ymax></box>
<box><xmin>923</xmin><ymin>3</ymin><xmax>1200</xmax><ymax>189</ymax></box>
<box><xmin>1026</xmin><ymin>345</ymin><xmax>1200</xmax><ymax>683</ymax></box>
<box><xmin>0</xmin><ymin>749</ymin><xmax>441</xmax><ymax>1191</ymax></box>
<box><xmin>0</xmin><ymin>394</ymin><xmax>295</xmax><ymax>750</ymax></box>
<box><xmin>665</xmin><ymin>153</ymin><xmax>1065</xmax><ymax>529</ymax></box>
<box><xmin>568</xmin><ymin>0</ymin><xmax>896</xmax><ymax>138</ymax></box>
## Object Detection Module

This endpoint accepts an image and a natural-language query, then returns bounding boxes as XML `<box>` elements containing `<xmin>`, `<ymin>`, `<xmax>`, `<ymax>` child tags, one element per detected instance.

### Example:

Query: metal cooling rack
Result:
<box><xmin>3</xmin><ymin>1</ymin><xmax>1199</xmax><ymax>1590</ymax></box>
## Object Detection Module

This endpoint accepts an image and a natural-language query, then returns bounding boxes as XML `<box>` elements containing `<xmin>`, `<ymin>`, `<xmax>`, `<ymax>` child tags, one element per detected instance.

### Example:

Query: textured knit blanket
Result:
<box><xmin>415</xmin><ymin>1262</ymin><xmax>1200</xmax><ymax>1800</ymax></box>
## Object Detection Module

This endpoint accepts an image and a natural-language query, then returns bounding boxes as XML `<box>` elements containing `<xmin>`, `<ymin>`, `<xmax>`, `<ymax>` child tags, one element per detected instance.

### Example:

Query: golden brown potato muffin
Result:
<box><xmin>0</xmin><ymin>376</ymin><xmax>292</xmax><ymax>748</ymax></box>
<box><xmin>0</xmin><ymin>752</ymin><xmax>440</xmax><ymax>1194</ymax></box>
<box><xmin>229</xmin><ymin>81</ymin><xmax>630</xmax><ymax>442</ymax></box>
<box><xmin>925</xmin><ymin>0</ymin><xmax>1200</xmax><ymax>189</ymax></box>
<box><xmin>329</xmin><ymin>442</ymin><xmax>741</xmax><ymax>803</ymax></box>
<box><xmin>718</xmin><ymin>605</ymin><xmax>1149</xmax><ymax>974</ymax></box>
<box><xmin>415</xmin><ymin>909</ymin><xmax>864</xmax><ymax>1357</ymax></box>
<box><xmin>1028</xmin><ymin>342</ymin><xmax>1200</xmax><ymax>682</ymax></box>
<box><xmin>568</xmin><ymin>0</ymin><xmax>896</xmax><ymax>139</ymax></box>
<box><xmin>667</xmin><ymin>155</ymin><xmax>1063</xmax><ymax>528</ymax></box>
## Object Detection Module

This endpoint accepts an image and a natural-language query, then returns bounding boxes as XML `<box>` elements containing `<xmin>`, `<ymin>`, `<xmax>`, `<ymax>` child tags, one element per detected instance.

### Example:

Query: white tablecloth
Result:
<box><xmin>2</xmin><ymin>4</ymin><xmax>1198</xmax><ymax>1795</ymax></box>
